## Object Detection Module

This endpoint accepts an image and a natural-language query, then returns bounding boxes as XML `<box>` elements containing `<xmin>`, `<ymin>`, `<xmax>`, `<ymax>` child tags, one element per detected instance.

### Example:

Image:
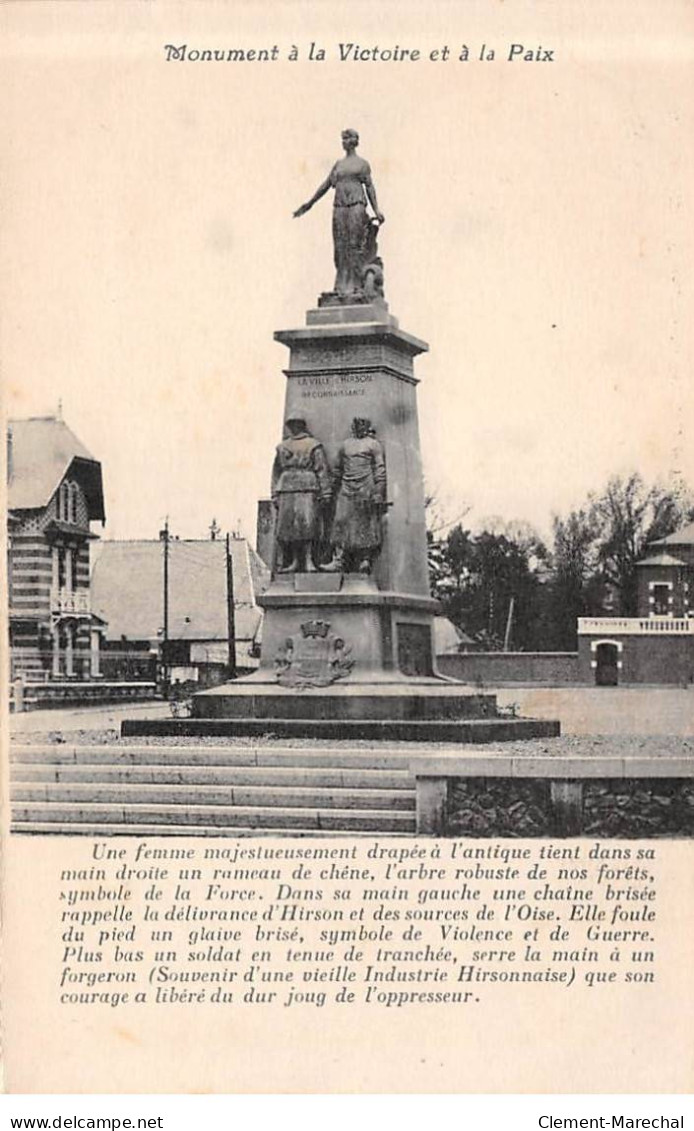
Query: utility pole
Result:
<box><xmin>503</xmin><ymin>595</ymin><xmax>515</xmax><ymax>652</ymax></box>
<box><xmin>226</xmin><ymin>532</ymin><xmax>237</xmax><ymax>680</ymax></box>
<box><xmin>160</xmin><ymin>518</ymin><xmax>170</xmax><ymax>695</ymax></box>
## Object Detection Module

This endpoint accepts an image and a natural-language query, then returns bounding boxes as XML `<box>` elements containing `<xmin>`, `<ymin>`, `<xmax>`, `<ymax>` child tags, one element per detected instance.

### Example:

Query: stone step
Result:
<box><xmin>11</xmin><ymin>782</ymin><xmax>415</xmax><ymax>811</ymax></box>
<box><xmin>193</xmin><ymin>689</ymin><xmax>497</xmax><ymax>721</ymax></box>
<box><xmin>11</xmin><ymin>823</ymin><xmax>405</xmax><ymax>837</ymax></box>
<box><xmin>122</xmin><ymin>717</ymin><xmax>560</xmax><ymax>743</ymax></box>
<box><xmin>11</xmin><ymin>802</ymin><xmax>415</xmax><ymax>833</ymax></box>
<box><xmin>11</xmin><ymin>744</ymin><xmax>418</xmax><ymax>770</ymax></box>
<box><xmin>11</xmin><ymin>763</ymin><xmax>414</xmax><ymax>790</ymax></box>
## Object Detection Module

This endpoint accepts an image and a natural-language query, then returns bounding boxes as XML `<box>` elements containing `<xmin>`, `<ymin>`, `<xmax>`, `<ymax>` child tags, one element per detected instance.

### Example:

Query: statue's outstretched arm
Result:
<box><xmin>293</xmin><ymin>175</ymin><xmax>332</xmax><ymax>218</ymax></box>
<box><xmin>365</xmin><ymin>176</ymin><xmax>385</xmax><ymax>224</ymax></box>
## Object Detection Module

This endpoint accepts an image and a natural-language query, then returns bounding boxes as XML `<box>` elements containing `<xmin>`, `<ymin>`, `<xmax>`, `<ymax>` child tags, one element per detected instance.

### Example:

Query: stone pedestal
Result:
<box><xmin>252</xmin><ymin>299</ymin><xmax>438</xmax><ymax>683</ymax></box>
<box><xmin>258</xmin><ymin>575</ymin><xmax>438</xmax><ymax>682</ymax></box>
<box><xmin>277</xmin><ymin>301</ymin><xmax>430</xmax><ymax>593</ymax></box>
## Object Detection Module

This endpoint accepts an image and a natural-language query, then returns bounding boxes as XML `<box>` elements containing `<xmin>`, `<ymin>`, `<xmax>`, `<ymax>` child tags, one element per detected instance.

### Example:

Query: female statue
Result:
<box><xmin>293</xmin><ymin>129</ymin><xmax>385</xmax><ymax>300</ymax></box>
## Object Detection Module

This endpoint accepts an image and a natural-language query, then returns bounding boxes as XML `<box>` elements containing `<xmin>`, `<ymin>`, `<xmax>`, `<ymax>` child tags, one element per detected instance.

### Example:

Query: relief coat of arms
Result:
<box><xmin>275</xmin><ymin>620</ymin><xmax>354</xmax><ymax>689</ymax></box>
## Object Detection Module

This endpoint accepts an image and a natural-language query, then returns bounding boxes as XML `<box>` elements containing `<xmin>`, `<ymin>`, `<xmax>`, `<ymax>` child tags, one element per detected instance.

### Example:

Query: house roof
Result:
<box><xmin>91</xmin><ymin>538</ymin><xmax>269</xmax><ymax>643</ymax></box>
<box><xmin>652</xmin><ymin>521</ymin><xmax>694</xmax><ymax>548</ymax></box>
<box><xmin>433</xmin><ymin>616</ymin><xmax>476</xmax><ymax>654</ymax></box>
<box><xmin>8</xmin><ymin>416</ymin><xmax>105</xmax><ymax>520</ymax></box>
<box><xmin>636</xmin><ymin>552</ymin><xmax>687</xmax><ymax>568</ymax></box>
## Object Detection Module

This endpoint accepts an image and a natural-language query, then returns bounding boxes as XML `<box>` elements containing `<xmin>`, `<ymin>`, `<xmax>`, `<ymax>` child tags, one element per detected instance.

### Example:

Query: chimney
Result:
<box><xmin>6</xmin><ymin>425</ymin><xmax>13</xmax><ymax>484</ymax></box>
<box><xmin>255</xmin><ymin>499</ymin><xmax>275</xmax><ymax>569</ymax></box>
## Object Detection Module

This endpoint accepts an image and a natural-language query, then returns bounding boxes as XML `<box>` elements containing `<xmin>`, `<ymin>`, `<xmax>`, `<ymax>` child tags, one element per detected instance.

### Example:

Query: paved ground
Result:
<box><xmin>9</xmin><ymin>699</ymin><xmax>169</xmax><ymax>737</ymax></box>
<box><xmin>494</xmin><ymin>686</ymin><xmax>694</xmax><ymax>736</ymax></box>
<box><xmin>9</xmin><ymin>687</ymin><xmax>694</xmax><ymax>750</ymax></box>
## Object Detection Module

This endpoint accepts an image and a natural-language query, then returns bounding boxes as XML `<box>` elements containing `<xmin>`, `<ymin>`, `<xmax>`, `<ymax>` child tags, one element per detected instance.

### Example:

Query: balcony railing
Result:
<box><xmin>50</xmin><ymin>587</ymin><xmax>91</xmax><ymax>616</ymax></box>
<box><xmin>578</xmin><ymin>616</ymin><xmax>694</xmax><ymax>635</ymax></box>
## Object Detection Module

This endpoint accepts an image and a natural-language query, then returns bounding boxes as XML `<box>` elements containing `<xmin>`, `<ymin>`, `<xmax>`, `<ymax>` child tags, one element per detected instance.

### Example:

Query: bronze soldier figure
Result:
<box><xmin>326</xmin><ymin>417</ymin><xmax>387</xmax><ymax>574</ymax></box>
<box><xmin>271</xmin><ymin>417</ymin><xmax>332</xmax><ymax>573</ymax></box>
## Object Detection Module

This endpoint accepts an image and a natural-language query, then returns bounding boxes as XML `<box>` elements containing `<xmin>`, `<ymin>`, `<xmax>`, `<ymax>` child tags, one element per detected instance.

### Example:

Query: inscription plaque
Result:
<box><xmin>296</xmin><ymin>372</ymin><xmax>375</xmax><ymax>400</ymax></box>
<box><xmin>396</xmin><ymin>622</ymin><xmax>433</xmax><ymax>677</ymax></box>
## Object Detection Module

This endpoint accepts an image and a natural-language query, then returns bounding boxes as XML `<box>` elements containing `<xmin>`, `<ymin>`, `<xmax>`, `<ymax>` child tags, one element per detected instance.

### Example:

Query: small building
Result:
<box><xmin>91</xmin><ymin>537</ymin><xmax>269</xmax><ymax>686</ymax></box>
<box><xmin>433</xmin><ymin>616</ymin><xmax>479</xmax><ymax>655</ymax></box>
<box><xmin>577</xmin><ymin>522</ymin><xmax>694</xmax><ymax>685</ymax></box>
<box><xmin>7</xmin><ymin>415</ymin><xmax>106</xmax><ymax>687</ymax></box>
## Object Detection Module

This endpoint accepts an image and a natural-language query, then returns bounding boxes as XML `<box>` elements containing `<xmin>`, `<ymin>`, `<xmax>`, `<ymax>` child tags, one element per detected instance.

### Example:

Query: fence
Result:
<box><xmin>10</xmin><ymin>647</ymin><xmax>157</xmax><ymax>683</ymax></box>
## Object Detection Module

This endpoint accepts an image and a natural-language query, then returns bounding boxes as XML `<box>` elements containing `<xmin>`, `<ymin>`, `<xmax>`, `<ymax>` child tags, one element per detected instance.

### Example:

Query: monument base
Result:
<box><xmin>122</xmin><ymin>714</ymin><xmax>560</xmax><ymax>743</ymax></box>
<box><xmin>121</xmin><ymin>665</ymin><xmax>560</xmax><ymax>744</ymax></box>
<box><xmin>256</xmin><ymin>572</ymin><xmax>440</xmax><ymax>682</ymax></box>
<box><xmin>193</xmin><ymin>678</ymin><xmax>497</xmax><ymax>720</ymax></box>
<box><xmin>311</xmin><ymin>297</ymin><xmax>396</xmax><ymax>326</ymax></box>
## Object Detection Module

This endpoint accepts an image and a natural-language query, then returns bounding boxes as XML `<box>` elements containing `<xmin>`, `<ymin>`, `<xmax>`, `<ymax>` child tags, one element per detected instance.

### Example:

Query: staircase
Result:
<box><xmin>10</xmin><ymin>743</ymin><xmax>417</xmax><ymax>836</ymax></box>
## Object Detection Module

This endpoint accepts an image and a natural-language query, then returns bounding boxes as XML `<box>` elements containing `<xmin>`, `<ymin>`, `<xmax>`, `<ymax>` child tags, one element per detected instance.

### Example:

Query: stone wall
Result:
<box><xmin>447</xmin><ymin>778</ymin><xmax>551</xmax><ymax>837</ymax></box>
<box><xmin>445</xmin><ymin>777</ymin><xmax>694</xmax><ymax>838</ymax></box>
<box><xmin>582</xmin><ymin>779</ymin><xmax>694</xmax><ymax>837</ymax></box>
<box><xmin>437</xmin><ymin>651</ymin><xmax>579</xmax><ymax>685</ymax></box>
<box><xmin>438</xmin><ymin>639</ymin><xmax>694</xmax><ymax>687</ymax></box>
<box><xmin>577</xmin><ymin>634</ymin><xmax>694</xmax><ymax>686</ymax></box>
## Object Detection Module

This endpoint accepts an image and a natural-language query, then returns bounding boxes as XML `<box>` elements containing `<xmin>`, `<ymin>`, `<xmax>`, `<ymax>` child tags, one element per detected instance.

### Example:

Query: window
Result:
<box><xmin>58</xmin><ymin>482</ymin><xmax>69</xmax><ymax>522</ymax></box>
<box><xmin>70</xmin><ymin>483</ymin><xmax>78</xmax><ymax>524</ymax></box>
<box><xmin>651</xmin><ymin>584</ymin><xmax>670</xmax><ymax>616</ymax></box>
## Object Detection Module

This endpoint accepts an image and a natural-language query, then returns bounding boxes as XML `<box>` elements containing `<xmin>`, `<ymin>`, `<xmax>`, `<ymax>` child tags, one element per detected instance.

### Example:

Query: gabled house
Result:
<box><xmin>90</xmin><ymin>537</ymin><xmax>269</xmax><ymax>685</ymax></box>
<box><xmin>8</xmin><ymin>415</ymin><xmax>105</xmax><ymax>684</ymax></box>
<box><xmin>639</xmin><ymin>522</ymin><xmax>694</xmax><ymax>618</ymax></box>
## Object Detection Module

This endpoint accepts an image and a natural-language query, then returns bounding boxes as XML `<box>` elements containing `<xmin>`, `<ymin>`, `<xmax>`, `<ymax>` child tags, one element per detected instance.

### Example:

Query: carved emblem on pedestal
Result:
<box><xmin>275</xmin><ymin>619</ymin><xmax>354</xmax><ymax>688</ymax></box>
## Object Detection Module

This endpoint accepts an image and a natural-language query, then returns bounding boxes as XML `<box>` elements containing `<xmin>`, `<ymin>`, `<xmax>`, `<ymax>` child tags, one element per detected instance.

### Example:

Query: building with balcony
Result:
<box><xmin>7</xmin><ymin>415</ymin><xmax>105</xmax><ymax>687</ymax></box>
<box><xmin>577</xmin><ymin>522</ymin><xmax>694</xmax><ymax>685</ymax></box>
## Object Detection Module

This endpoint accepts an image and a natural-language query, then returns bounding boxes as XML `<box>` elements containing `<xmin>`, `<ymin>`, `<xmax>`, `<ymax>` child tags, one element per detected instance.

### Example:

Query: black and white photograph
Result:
<box><xmin>2</xmin><ymin>0</ymin><xmax>693</xmax><ymax>1097</ymax></box>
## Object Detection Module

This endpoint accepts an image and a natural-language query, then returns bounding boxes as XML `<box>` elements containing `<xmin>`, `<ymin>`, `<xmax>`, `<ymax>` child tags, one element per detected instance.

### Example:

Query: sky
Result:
<box><xmin>2</xmin><ymin>0</ymin><xmax>693</xmax><ymax>546</ymax></box>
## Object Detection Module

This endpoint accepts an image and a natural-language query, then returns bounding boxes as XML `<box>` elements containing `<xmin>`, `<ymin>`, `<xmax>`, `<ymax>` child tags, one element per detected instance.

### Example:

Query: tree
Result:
<box><xmin>543</xmin><ymin>473</ymin><xmax>694</xmax><ymax>645</ymax></box>
<box><xmin>429</xmin><ymin>522</ymin><xmax>549</xmax><ymax>650</ymax></box>
<box><xmin>429</xmin><ymin>524</ymin><xmax>475</xmax><ymax>626</ymax></box>
<box><xmin>425</xmin><ymin>472</ymin><xmax>694</xmax><ymax>653</ymax></box>
<box><xmin>425</xmin><ymin>488</ymin><xmax>472</xmax><ymax>601</ymax></box>
<box><xmin>588</xmin><ymin>474</ymin><xmax>692</xmax><ymax>615</ymax></box>
<box><xmin>471</xmin><ymin>531</ymin><xmax>547</xmax><ymax>650</ymax></box>
<box><xmin>546</xmin><ymin>508</ymin><xmax>601</xmax><ymax>649</ymax></box>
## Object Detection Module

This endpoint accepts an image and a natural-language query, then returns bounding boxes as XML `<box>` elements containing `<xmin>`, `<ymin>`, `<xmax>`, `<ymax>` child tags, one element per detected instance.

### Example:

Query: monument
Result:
<box><xmin>128</xmin><ymin>129</ymin><xmax>558</xmax><ymax>741</ymax></box>
<box><xmin>201</xmin><ymin>128</ymin><xmax>451</xmax><ymax>711</ymax></box>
